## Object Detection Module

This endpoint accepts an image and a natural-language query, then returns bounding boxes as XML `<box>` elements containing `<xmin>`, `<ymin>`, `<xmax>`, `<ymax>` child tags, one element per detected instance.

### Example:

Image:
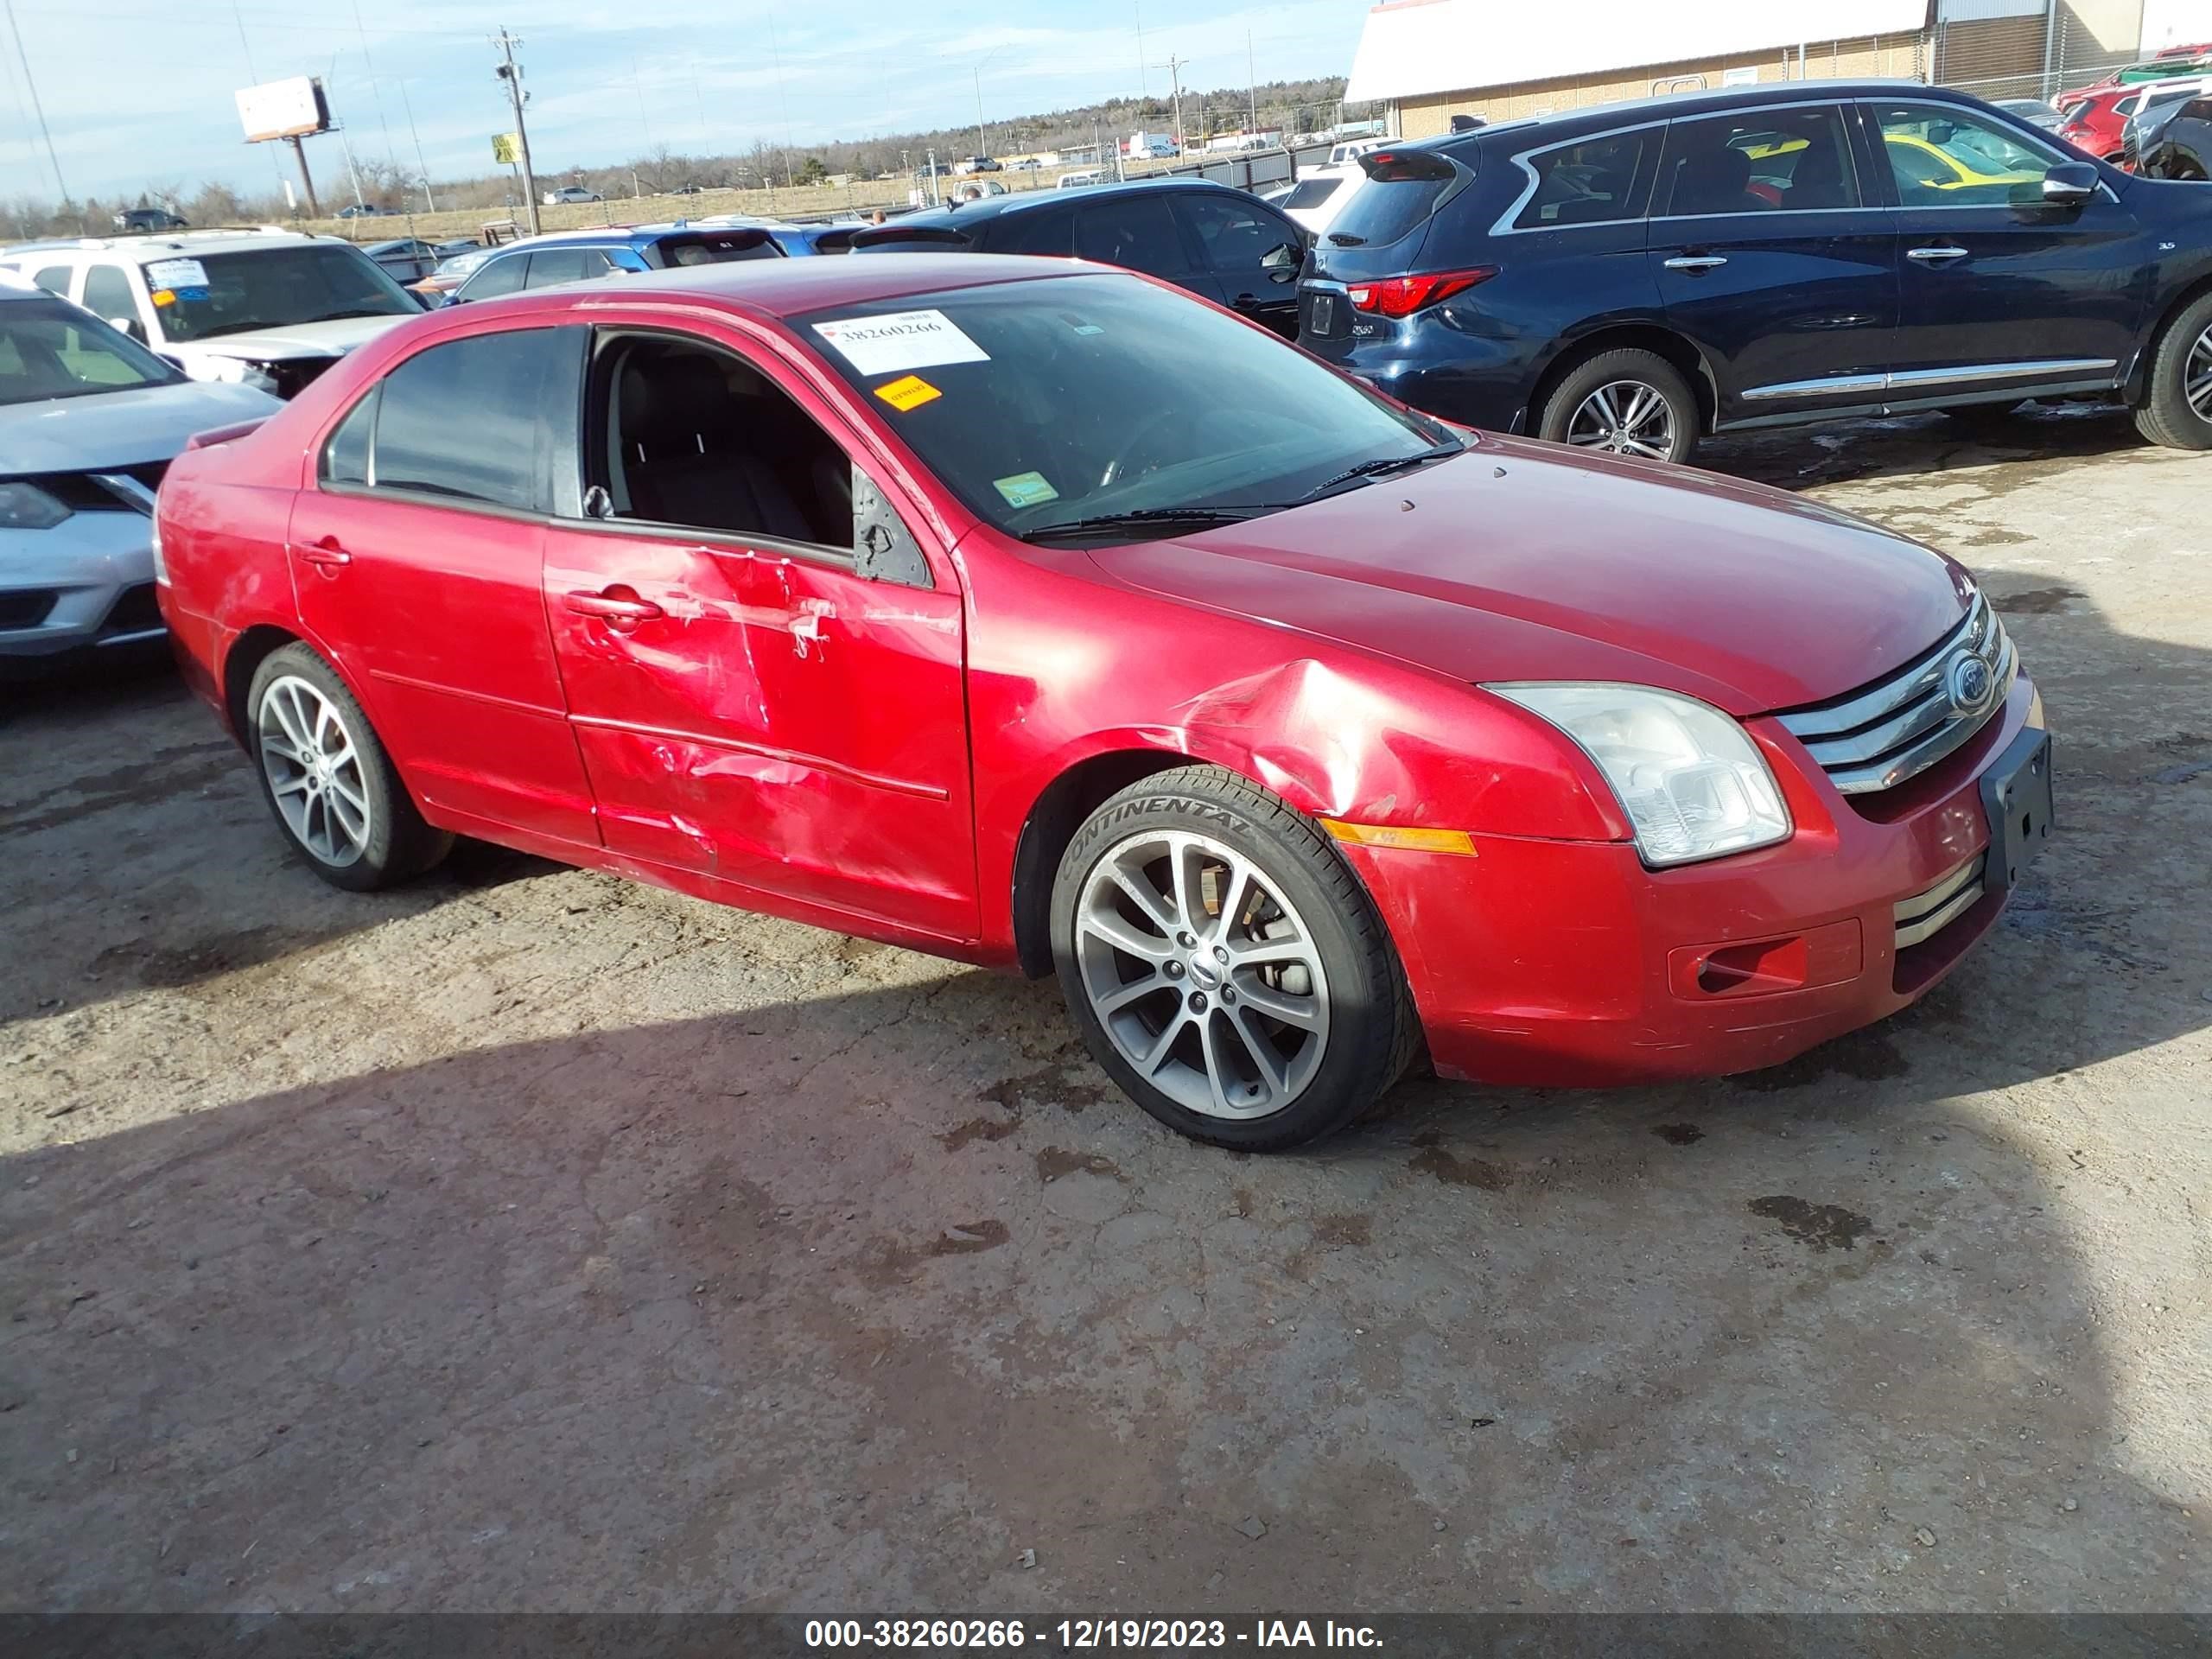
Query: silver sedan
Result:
<box><xmin>1</xmin><ymin>287</ymin><xmax>279</xmax><ymax>671</ymax></box>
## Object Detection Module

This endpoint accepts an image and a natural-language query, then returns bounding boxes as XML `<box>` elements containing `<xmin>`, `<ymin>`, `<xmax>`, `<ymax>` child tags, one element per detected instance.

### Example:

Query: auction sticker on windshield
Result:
<box><xmin>994</xmin><ymin>471</ymin><xmax>1058</xmax><ymax>508</ymax></box>
<box><xmin>811</xmin><ymin>309</ymin><xmax>988</xmax><ymax>377</ymax></box>
<box><xmin>146</xmin><ymin>258</ymin><xmax>208</xmax><ymax>290</ymax></box>
<box><xmin>874</xmin><ymin>373</ymin><xmax>943</xmax><ymax>412</ymax></box>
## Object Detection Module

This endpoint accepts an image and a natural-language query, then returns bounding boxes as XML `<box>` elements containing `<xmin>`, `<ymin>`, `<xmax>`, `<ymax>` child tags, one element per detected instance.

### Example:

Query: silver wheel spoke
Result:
<box><xmin>1074</xmin><ymin>828</ymin><xmax>1332</xmax><ymax>1121</ymax></box>
<box><xmin>1096</xmin><ymin>972</ymin><xmax>1169</xmax><ymax>1014</ymax></box>
<box><xmin>1223</xmin><ymin>1006</ymin><xmax>1289</xmax><ymax>1096</ymax></box>
<box><xmin>1105</xmin><ymin>864</ymin><xmax>1179</xmax><ymax>937</ymax></box>
<box><xmin>1080</xmin><ymin>910</ymin><xmax>1176</xmax><ymax>963</ymax></box>
<box><xmin>1233</xmin><ymin>974</ymin><xmax>1325</xmax><ymax>1031</ymax></box>
<box><xmin>257</xmin><ymin>674</ymin><xmax>372</xmax><ymax>869</ymax></box>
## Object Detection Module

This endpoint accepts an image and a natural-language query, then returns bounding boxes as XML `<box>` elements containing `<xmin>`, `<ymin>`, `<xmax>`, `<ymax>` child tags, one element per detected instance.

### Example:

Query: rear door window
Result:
<box><xmin>1658</xmin><ymin>105</ymin><xmax>1862</xmax><ymax>214</ymax></box>
<box><xmin>990</xmin><ymin>206</ymin><xmax>1074</xmax><ymax>256</ymax></box>
<box><xmin>1511</xmin><ymin>129</ymin><xmax>1658</xmax><ymax>228</ymax></box>
<box><xmin>523</xmin><ymin>247</ymin><xmax>613</xmax><ymax>288</ymax></box>
<box><xmin>367</xmin><ymin>327</ymin><xmax>584</xmax><ymax>512</ymax></box>
<box><xmin>1281</xmin><ymin>176</ymin><xmax>1344</xmax><ymax>213</ymax></box>
<box><xmin>1074</xmin><ymin>195</ymin><xmax>1191</xmax><ymax>277</ymax></box>
<box><xmin>460</xmin><ymin>254</ymin><xmax>527</xmax><ymax>301</ymax></box>
<box><xmin>31</xmin><ymin>265</ymin><xmax>71</xmax><ymax>296</ymax></box>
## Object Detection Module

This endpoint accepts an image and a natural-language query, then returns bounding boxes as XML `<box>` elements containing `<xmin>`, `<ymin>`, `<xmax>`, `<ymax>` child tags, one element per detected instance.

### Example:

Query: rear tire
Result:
<box><xmin>2132</xmin><ymin>290</ymin><xmax>2212</xmax><ymax>451</ymax></box>
<box><xmin>246</xmin><ymin>643</ymin><xmax>452</xmax><ymax>891</ymax></box>
<box><xmin>1050</xmin><ymin>766</ymin><xmax>1418</xmax><ymax>1152</ymax></box>
<box><xmin>1536</xmin><ymin>348</ymin><xmax>1700</xmax><ymax>465</ymax></box>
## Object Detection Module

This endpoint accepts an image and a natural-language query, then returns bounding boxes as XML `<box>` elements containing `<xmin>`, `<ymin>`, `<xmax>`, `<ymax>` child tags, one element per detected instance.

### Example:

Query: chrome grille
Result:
<box><xmin>1893</xmin><ymin>854</ymin><xmax>1986</xmax><ymax>950</ymax></box>
<box><xmin>1777</xmin><ymin>590</ymin><xmax>2014</xmax><ymax>795</ymax></box>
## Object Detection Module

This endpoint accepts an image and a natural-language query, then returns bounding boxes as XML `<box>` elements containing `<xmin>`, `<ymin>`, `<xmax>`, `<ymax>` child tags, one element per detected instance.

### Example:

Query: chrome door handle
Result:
<box><xmin>1907</xmin><ymin>245</ymin><xmax>1970</xmax><ymax>263</ymax></box>
<box><xmin>1662</xmin><ymin>255</ymin><xmax>1728</xmax><ymax>271</ymax></box>
<box><xmin>564</xmin><ymin>590</ymin><xmax>664</xmax><ymax>622</ymax></box>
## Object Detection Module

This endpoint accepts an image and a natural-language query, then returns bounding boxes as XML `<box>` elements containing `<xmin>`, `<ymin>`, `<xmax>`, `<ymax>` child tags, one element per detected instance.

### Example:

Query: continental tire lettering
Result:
<box><xmin>1095</xmin><ymin>795</ymin><xmax>1251</xmax><ymax>836</ymax></box>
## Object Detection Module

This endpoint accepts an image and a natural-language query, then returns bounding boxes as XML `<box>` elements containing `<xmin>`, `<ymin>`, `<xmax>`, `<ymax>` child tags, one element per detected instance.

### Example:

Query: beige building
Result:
<box><xmin>1344</xmin><ymin>0</ymin><xmax>2160</xmax><ymax>142</ymax></box>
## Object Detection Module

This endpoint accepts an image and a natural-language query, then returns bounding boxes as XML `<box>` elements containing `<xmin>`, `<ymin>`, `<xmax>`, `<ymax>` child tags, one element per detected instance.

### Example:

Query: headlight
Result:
<box><xmin>206</xmin><ymin>357</ymin><xmax>281</xmax><ymax>395</ymax></box>
<box><xmin>1487</xmin><ymin>683</ymin><xmax>1791</xmax><ymax>867</ymax></box>
<box><xmin>0</xmin><ymin>481</ymin><xmax>72</xmax><ymax>530</ymax></box>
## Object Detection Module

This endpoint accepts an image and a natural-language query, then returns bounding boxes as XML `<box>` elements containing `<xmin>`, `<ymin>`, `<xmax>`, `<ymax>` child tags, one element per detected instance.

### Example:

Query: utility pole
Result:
<box><xmin>493</xmin><ymin>27</ymin><xmax>540</xmax><ymax>234</ymax></box>
<box><xmin>396</xmin><ymin>74</ymin><xmax>437</xmax><ymax>211</ymax></box>
<box><xmin>3</xmin><ymin>0</ymin><xmax>74</xmax><ymax>226</ymax></box>
<box><xmin>973</xmin><ymin>64</ymin><xmax>988</xmax><ymax>159</ymax></box>
<box><xmin>1248</xmin><ymin>31</ymin><xmax>1261</xmax><ymax>136</ymax></box>
<box><xmin>1154</xmin><ymin>54</ymin><xmax>1189</xmax><ymax>152</ymax></box>
<box><xmin>286</xmin><ymin>134</ymin><xmax>321</xmax><ymax>218</ymax></box>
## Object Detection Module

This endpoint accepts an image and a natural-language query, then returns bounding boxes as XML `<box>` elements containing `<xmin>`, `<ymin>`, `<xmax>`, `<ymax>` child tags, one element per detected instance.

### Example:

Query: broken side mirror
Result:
<box><xmin>851</xmin><ymin>467</ymin><xmax>931</xmax><ymax>588</ymax></box>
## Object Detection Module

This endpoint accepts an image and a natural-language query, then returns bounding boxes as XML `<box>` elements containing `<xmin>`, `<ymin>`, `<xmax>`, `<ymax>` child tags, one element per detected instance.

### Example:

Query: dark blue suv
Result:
<box><xmin>1300</xmin><ymin>82</ymin><xmax>2212</xmax><ymax>461</ymax></box>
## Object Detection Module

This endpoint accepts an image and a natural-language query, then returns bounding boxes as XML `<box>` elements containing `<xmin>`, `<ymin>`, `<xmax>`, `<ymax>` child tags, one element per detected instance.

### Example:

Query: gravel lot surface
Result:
<box><xmin>2</xmin><ymin>408</ymin><xmax>2206</xmax><ymax>1616</ymax></box>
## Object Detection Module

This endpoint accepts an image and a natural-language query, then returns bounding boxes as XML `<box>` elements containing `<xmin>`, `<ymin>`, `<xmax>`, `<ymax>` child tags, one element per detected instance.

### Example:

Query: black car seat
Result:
<box><xmin>1784</xmin><ymin>134</ymin><xmax>1855</xmax><ymax>210</ymax></box>
<box><xmin>1672</xmin><ymin>145</ymin><xmax>1760</xmax><ymax>214</ymax></box>
<box><xmin>619</xmin><ymin>352</ymin><xmax>813</xmax><ymax>542</ymax></box>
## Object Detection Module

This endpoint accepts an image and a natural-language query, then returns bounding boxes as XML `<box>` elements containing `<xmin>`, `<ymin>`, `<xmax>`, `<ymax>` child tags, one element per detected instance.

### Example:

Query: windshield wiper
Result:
<box><xmin>1020</xmin><ymin>505</ymin><xmax>1276</xmax><ymax>543</ymax></box>
<box><xmin>1300</xmin><ymin>442</ymin><xmax>1462</xmax><ymax>502</ymax></box>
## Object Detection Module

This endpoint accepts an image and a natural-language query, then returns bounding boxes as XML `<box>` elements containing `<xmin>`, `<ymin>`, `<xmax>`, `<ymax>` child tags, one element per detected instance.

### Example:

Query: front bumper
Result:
<box><xmin>0</xmin><ymin>516</ymin><xmax>164</xmax><ymax>665</ymax></box>
<box><xmin>1346</xmin><ymin>674</ymin><xmax>2044</xmax><ymax>1088</ymax></box>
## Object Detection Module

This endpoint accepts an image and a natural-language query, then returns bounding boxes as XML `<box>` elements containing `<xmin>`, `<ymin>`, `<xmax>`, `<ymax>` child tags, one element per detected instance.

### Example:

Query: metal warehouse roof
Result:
<box><xmin>1344</xmin><ymin>0</ymin><xmax>1935</xmax><ymax>103</ymax></box>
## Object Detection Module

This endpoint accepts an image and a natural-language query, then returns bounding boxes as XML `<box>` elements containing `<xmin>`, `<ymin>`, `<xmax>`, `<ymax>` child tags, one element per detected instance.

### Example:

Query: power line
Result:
<box><xmin>3</xmin><ymin>0</ymin><xmax>73</xmax><ymax>218</ymax></box>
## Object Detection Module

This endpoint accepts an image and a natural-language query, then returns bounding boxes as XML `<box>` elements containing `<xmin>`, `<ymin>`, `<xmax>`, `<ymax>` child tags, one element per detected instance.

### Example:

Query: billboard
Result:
<box><xmin>235</xmin><ymin>76</ymin><xmax>332</xmax><ymax>143</ymax></box>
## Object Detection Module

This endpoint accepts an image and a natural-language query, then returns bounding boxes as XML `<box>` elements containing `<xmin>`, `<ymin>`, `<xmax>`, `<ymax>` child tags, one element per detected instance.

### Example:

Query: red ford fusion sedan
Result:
<box><xmin>154</xmin><ymin>254</ymin><xmax>2052</xmax><ymax>1150</ymax></box>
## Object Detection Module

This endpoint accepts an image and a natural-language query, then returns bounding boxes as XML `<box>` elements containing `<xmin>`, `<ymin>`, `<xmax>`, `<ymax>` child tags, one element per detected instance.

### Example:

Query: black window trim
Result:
<box><xmin>1649</xmin><ymin>99</ymin><xmax>1869</xmax><ymax>220</ymax></box>
<box><xmin>1856</xmin><ymin>96</ymin><xmax>2121</xmax><ymax>209</ymax></box>
<box><xmin>312</xmin><ymin>322</ymin><xmax>587</xmax><ymax>522</ymax></box>
<box><xmin>563</xmin><ymin>323</ymin><xmax>873</xmax><ymax>576</ymax></box>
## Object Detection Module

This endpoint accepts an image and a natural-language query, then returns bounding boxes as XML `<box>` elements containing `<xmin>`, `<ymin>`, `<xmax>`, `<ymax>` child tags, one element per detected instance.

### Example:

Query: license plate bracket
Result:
<box><xmin>1980</xmin><ymin>726</ymin><xmax>2054</xmax><ymax>894</ymax></box>
<box><xmin>1310</xmin><ymin>291</ymin><xmax>1336</xmax><ymax>335</ymax></box>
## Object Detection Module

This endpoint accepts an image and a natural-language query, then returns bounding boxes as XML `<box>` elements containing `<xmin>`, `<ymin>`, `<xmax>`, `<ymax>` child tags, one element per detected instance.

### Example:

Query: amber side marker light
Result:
<box><xmin>1319</xmin><ymin>820</ymin><xmax>1478</xmax><ymax>856</ymax></box>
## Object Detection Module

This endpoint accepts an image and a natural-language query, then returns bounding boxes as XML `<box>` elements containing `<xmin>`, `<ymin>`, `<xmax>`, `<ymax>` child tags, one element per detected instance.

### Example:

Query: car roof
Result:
<box><xmin>1451</xmin><ymin>79</ymin><xmax>2007</xmax><ymax>149</ymax></box>
<box><xmin>884</xmin><ymin>175</ymin><xmax>1244</xmax><ymax>235</ymax></box>
<box><xmin>5</xmin><ymin>228</ymin><xmax>338</xmax><ymax>262</ymax></box>
<box><xmin>464</xmin><ymin>251</ymin><xmax>1116</xmax><ymax>320</ymax></box>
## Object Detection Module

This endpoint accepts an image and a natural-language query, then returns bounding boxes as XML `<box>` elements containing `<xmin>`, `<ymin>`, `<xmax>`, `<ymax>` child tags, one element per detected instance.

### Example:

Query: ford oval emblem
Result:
<box><xmin>1948</xmin><ymin>654</ymin><xmax>1993</xmax><ymax>713</ymax></box>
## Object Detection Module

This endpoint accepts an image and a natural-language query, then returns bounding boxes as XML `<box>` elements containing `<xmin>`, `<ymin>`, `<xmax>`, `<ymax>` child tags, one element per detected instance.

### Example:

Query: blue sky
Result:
<box><xmin>0</xmin><ymin>0</ymin><xmax>1370</xmax><ymax>203</ymax></box>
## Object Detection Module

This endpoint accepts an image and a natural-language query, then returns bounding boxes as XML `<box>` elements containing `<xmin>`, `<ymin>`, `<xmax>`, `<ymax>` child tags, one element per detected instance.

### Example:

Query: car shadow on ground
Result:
<box><xmin>3</xmin><ymin>563</ymin><xmax>2208</xmax><ymax>1613</ymax></box>
<box><xmin>1700</xmin><ymin>402</ymin><xmax>2146</xmax><ymax>493</ymax></box>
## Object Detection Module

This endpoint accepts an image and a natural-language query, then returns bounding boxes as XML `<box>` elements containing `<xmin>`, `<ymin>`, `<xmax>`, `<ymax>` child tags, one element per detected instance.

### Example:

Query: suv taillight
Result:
<box><xmin>1345</xmin><ymin>267</ymin><xmax>1497</xmax><ymax>318</ymax></box>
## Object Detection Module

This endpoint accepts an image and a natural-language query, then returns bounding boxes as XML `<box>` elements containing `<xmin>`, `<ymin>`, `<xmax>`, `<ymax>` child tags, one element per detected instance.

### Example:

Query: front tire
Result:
<box><xmin>247</xmin><ymin>643</ymin><xmax>451</xmax><ymax>891</ymax></box>
<box><xmin>2133</xmin><ymin>290</ymin><xmax>2212</xmax><ymax>451</ymax></box>
<box><xmin>1050</xmin><ymin>766</ymin><xmax>1418</xmax><ymax>1152</ymax></box>
<box><xmin>1537</xmin><ymin>347</ymin><xmax>1700</xmax><ymax>465</ymax></box>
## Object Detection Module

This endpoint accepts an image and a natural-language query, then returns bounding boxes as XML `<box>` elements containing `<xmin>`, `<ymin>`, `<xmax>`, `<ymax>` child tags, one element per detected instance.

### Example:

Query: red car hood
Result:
<box><xmin>1090</xmin><ymin>436</ymin><xmax>1974</xmax><ymax>716</ymax></box>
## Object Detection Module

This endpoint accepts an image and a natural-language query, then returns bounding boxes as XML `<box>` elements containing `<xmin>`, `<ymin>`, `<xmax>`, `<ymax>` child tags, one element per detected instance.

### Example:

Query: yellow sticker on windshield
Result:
<box><xmin>150</xmin><ymin>289</ymin><xmax>175</xmax><ymax>307</ymax></box>
<box><xmin>874</xmin><ymin>373</ymin><xmax>942</xmax><ymax>412</ymax></box>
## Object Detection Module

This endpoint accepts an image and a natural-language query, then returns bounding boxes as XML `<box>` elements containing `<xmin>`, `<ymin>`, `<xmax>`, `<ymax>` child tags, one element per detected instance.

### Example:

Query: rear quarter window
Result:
<box><xmin>1513</xmin><ymin>128</ymin><xmax>1660</xmax><ymax>228</ymax></box>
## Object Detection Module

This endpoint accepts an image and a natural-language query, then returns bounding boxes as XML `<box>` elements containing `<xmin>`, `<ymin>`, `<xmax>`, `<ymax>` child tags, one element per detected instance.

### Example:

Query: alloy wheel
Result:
<box><xmin>257</xmin><ymin>675</ymin><xmax>372</xmax><ymax>868</ymax></box>
<box><xmin>1566</xmin><ymin>379</ymin><xmax>1678</xmax><ymax>460</ymax></box>
<box><xmin>2188</xmin><ymin>324</ymin><xmax>2212</xmax><ymax>423</ymax></box>
<box><xmin>1074</xmin><ymin>830</ymin><xmax>1331</xmax><ymax>1120</ymax></box>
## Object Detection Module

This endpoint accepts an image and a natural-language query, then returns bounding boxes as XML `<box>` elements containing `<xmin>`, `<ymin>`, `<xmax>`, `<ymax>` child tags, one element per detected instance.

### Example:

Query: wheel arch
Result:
<box><xmin>2126</xmin><ymin>268</ymin><xmax>2212</xmax><ymax>403</ymax></box>
<box><xmin>221</xmin><ymin>623</ymin><xmax>304</xmax><ymax>743</ymax></box>
<box><xmin>1526</xmin><ymin>322</ymin><xmax>1719</xmax><ymax>436</ymax></box>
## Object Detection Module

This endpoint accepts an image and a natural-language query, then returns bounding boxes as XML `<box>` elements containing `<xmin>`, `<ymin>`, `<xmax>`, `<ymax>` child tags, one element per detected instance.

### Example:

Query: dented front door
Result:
<box><xmin>540</xmin><ymin>520</ymin><xmax>976</xmax><ymax>944</ymax></box>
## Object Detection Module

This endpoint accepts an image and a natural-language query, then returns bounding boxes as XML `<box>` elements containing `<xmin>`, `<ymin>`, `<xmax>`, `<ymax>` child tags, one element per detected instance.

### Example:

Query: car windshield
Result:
<box><xmin>797</xmin><ymin>272</ymin><xmax>1458</xmax><ymax>541</ymax></box>
<box><xmin>153</xmin><ymin>245</ymin><xmax>421</xmax><ymax>343</ymax></box>
<box><xmin>0</xmin><ymin>296</ymin><xmax>180</xmax><ymax>405</ymax></box>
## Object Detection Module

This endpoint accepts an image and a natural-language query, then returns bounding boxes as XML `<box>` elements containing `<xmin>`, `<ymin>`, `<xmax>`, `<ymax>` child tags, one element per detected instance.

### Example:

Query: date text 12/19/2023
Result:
<box><xmin>804</xmin><ymin>1618</ymin><xmax>1385</xmax><ymax>1649</ymax></box>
